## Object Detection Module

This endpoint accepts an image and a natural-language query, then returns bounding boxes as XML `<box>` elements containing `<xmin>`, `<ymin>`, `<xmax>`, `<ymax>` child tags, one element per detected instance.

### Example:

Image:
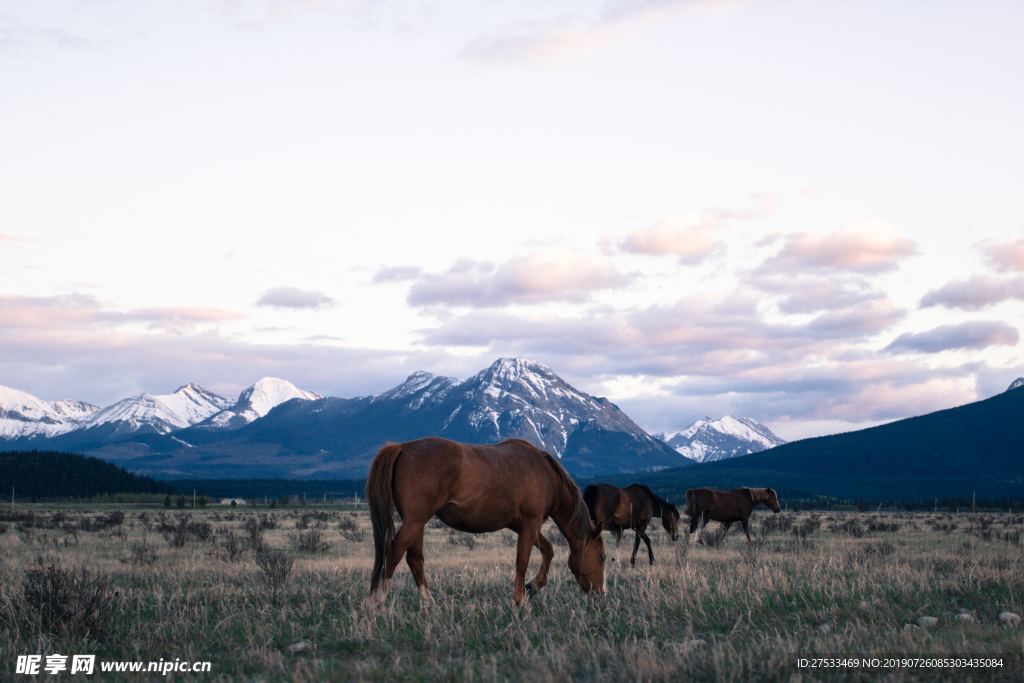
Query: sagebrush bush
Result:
<box><xmin>21</xmin><ymin>564</ymin><xmax>117</xmax><ymax>640</ymax></box>
<box><xmin>255</xmin><ymin>550</ymin><xmax>294</xmax><ymax>596</ymax></box>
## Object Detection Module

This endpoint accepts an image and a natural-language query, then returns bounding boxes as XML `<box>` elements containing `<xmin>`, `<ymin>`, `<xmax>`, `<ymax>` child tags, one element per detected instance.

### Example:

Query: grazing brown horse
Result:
<box><xmin>583</xmin><ymin>483</ymin><xmax>679</xmax><ymax>565</ymax></box>
<box><xmin>366</xmin><ymin>437</ymin><xmax>606</xmax><ymax>606</ymax></box>
<box><xmin>685</xmin><ymin>487</ymin><xmax>781</xmax><ymax>543</ymax></box>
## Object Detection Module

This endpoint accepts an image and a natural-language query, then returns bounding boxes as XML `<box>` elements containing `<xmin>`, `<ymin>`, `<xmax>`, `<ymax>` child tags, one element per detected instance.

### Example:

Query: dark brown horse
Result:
<box><xmin>366</xmin><ymin>437</ymin><xmax>606</xmax><ymax>606</ymax></box>
<box><xmin>583</xmin><ymin>483</ymin><xmax>680</xmax><ymax>565</ymax></box>
<box><xmin>685</xmin><ymin>487</ymin><xmax>781</xmax><ymax>543</ymax></box>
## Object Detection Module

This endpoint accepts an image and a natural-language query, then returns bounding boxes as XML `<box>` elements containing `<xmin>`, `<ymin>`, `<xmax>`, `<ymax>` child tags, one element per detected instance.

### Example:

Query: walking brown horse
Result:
<box><xmin>583</xmin><ymin>483</ymin><xmax>679</xmax><ymax>565</ymax></box>
<box><xmin>685</xmin><ymin>487</ymin><xmax>781</xmax><ymax>543</ymax></box>
<box><xmin>366</xmin><ymin>437</ymin><xmax>606</xmax><ymax>606</ymax></box>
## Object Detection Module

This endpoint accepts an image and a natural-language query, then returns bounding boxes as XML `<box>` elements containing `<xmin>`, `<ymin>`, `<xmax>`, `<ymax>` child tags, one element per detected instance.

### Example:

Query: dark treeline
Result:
<box><xmin>0</xmin><ymin>451</ymin><xmax>171</xmax><ymax>499</ymax></box>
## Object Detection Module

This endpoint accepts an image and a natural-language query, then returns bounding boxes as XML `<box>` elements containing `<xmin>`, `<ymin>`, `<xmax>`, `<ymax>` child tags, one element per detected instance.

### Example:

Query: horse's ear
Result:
<box><xmin>592</xmin><ymin>520</ymin><xmax>603</xmax><ymax>538</ymax></box>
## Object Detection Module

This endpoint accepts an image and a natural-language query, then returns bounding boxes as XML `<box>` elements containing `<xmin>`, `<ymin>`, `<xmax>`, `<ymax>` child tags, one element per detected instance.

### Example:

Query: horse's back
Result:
<box><xmin>393</xmin><ymin>437</ymin><xmax>557</xmax><ymax>507</ymax></box>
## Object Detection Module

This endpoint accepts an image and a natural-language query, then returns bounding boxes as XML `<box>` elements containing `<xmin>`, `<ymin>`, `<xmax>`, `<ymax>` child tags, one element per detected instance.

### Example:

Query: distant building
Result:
<box><xmin>219</xmin><ymin>498</ymin><xmax>247</xmax><ymax>506</ymax></box>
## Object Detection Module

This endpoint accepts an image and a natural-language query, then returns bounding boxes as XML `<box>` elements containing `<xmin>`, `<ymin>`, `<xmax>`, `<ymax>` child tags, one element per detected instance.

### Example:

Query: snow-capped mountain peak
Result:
<box><xmin>0</xmin><ymin>385</ymin><xmax>98</xmax><ymax>438</ymax></box>
<box><xmin>82</xmin><ymin>383</ymin><xmax>232</xmax><ymax>435</ymax></box>
<box><xmin>199</xmin><ymin>377</ymin><xmax>322</xmax><ymax>430</ymax></box>
<box><xmin>1007</xmin><ymin>377</ymin><xmax>1024</xmax><ymax>392</ymax></box>
<box><xmin>374</xmin><ymin>371</ymin><xmax>459</xmax><ymax>408</ymax></box>
<box><xmin>657</xmin><ymin>415</ymin><xmax>785</xmax><ymax>463</ymax></box>
<box><xmin>237</xmin><ymin>377</ymin><xmax>321</xmax><ymax>418</ymax></box>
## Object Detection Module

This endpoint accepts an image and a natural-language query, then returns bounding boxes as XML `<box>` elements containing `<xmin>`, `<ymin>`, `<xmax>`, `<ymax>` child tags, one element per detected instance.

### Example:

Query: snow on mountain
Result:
<box><xmin>48</xmin><ymin>399</ymin><xmax>101</xmax><ymax>422</ymax></box>
<box><xmin>0</xmin><ymin>385</ymin><xmax>98</xmax><ymax>439</ymax></box>
<box><xmin>82</xmin><ymin>383</ymin><xmax>232</xmax><ymax>435</ymax></box>
<box><xmin>444</xmin><ymin>357</ymin><xmax>665</xmax><ymax>459</ymax></box>
<box><xmin>1008</xmin><ymin>378</ymin><xmax>1024</xmax><ymax>392</ymax></box>
<box><xmin>656</xmin><ymin>415</ymin><xmax>785</xmax><ymax>463</ymax></box>
<box><xmin>200</xmin><ymin>377</ymin><xmax>322</xmax><ymax>430</ymax></box>
<box><xmin>373</xmin><ymin>370</ymin><xmax>459</xmax><ymax>409</ymax></box>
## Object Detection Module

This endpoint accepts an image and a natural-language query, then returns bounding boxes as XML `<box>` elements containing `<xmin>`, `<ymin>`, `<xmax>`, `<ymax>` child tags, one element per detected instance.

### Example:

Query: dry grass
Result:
<box><xmin>0</xmin><ymin>507</ymin><xmax>1021</xmax><ymax>681</ymax></box>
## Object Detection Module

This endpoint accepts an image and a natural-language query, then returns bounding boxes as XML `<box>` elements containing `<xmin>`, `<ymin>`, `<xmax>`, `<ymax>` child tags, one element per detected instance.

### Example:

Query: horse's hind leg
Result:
<box><xmin>405</xmin><ymin>530</ymin><xmax>431</xmax><ymax>603</ymax></box>
<box><xmin>526</xmin><ymin>532</ymin><xmax>554</xmax><ymax>596</ymax></box>
<box><xmin>630</xmin><ymin>531</ymin><xmax>642</xmax><ymax>566</ymax></box>
<box><xmin>383</xmin><ymin>521</ymin><xmax>427</xmax><ymax>593</ymax></box>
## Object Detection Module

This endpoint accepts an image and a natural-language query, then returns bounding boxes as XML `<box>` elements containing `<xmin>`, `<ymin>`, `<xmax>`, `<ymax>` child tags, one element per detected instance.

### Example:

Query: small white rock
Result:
<box><xmin>954</xmin><ymin>613</ymin><xmax>974</xmax><ymax>623</ymax></box>
<box><xmin>916</xmin><ymin>616</ymin><xmax>938</xmax><ymax>629</ymax></box>
<box><xmin>817</xmin><ymin>623</ymin><xmax>833</xmax><ymax>634</ymax></box>
<box><xmin>902</xmin><ymin>623</ymin><xmax>921</xmax><ymax>633</ymax></box>
<box><xmin>288</xmin><ymin>640</ymin><xmax>312</xmax><ymax>654</ymax></box>
<box><xmin>998</xmin><ymin>612</ymin><xmax>1021</xmax><ymax>627</ymax></box>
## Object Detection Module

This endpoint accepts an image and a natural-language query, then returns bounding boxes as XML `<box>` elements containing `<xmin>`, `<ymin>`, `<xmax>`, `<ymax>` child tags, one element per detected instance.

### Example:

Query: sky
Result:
<box><xmin>1</xmin><ymin>0</ymin><xmax>1022</xmax><ymax>440</ymax></box>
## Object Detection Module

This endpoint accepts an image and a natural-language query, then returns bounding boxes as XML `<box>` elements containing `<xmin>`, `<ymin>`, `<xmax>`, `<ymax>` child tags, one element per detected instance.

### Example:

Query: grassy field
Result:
<box><xmin>0</xmin><ymin>506</ymin><xmax>1021</xmax><ymax>681</ymax></box>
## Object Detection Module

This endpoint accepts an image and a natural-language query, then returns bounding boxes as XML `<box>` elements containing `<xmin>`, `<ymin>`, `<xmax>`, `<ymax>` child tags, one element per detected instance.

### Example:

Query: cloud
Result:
<box><xmin>620</xmin><ymin>222</ymin><xmax>720</xmax><ymax>262</ymax></box>
<box><xmin>620</xmin><ymin>194</ymin><xmax>777</xmax><ymax>262</ymax></box>
<box><xmin>0</xmin><ymin>294</ymin><xmax>241</xmax><ymax>333</ymax></box>
<box><xmin>885</xmin><ymin>321</ymin><xmax>1019</xmax><ymax>353</ymax></box>
<box><xmin>372</xmin><ymin>265</ymin><xmax>423</xmax><ymax>283</ymax></box>
<box><xmin>762</xmin><ymin>222</ymin><xmax>917</xmax><ymax>273</ymax></box>
<box><xmin>803</xmin><ymin>300</ymin><xmax>905</xmax><ymax>338</ymax></box>
<box><xmin>920</xmin><ymin>275</ymin><xmax>1024</xmax><ymax>310</ymax></box>
<box><xmin>406</xmin><ymin>250</ymin><xmax>630</xmax><ymax>307</ymax></box>
<box><xmin>0</xmin><ymin>292</ymin><xmax>470</xmax><ymax>406</ymax></box>
<box><xmin>256</xmin><ymin>287</ymin><xmax>335</xmax><ymax>310</ymax></box>
<box><xmin>980</xmin><ymin>238</ymin><xmax>1024</xmax><ymax>272</ymax></box>
<box><xmin>463</xmin><ymin>0</ymin><xmax>716</xmax><ymax>63</ymax></box>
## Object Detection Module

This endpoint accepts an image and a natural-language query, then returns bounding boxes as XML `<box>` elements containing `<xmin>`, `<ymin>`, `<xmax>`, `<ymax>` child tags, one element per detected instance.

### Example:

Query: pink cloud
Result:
<box><xmin>619</xmin><ymin>223</ymin><xmax>720</xmax><ymax>262</ymax></box>
<box><xmin>764</xmin><ymin>223</ymin><xmax>917</xmax><ymax>273</ymax></box>
<box><xmin>407</xmin><ymin>250</ymin><xmax>630</xmax><ymax>307</ymax></box>
<box><xmin>980</xmin><ymin>238</ymin><xmax>1024</xmax><ymax>272</ymax></box>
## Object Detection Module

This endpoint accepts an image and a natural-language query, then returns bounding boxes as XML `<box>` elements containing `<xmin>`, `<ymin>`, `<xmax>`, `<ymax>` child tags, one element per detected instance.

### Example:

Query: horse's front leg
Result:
<box><xmin>526</xmin><ymin>531</ymin><xmax>553</xmax><ymax>596</ymax></box>
<box><xmin>512</xmin><ymin>523</ymin><xmax>538</xmax><ymax>605</ymax></box>
<box><xmin>630</xmin><ymin>531</ymin><xmax>642</xmax><ymax>566</ymax></box>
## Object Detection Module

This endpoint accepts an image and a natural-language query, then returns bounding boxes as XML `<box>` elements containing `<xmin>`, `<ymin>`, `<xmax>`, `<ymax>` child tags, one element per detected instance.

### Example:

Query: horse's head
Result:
<box><xmin>661</xmin><ymin>504</ymin><xmax>680</xmax><ymax>541</ymax></box>
<box><xmin>759</xmin><ymin>488</ymin><xmax>781</xmax><ymax>513</ymax></box>
<box><xmin>568</xmin><ymin>520</ymin><xmax>606</xmax><ymax>595</ymax></box>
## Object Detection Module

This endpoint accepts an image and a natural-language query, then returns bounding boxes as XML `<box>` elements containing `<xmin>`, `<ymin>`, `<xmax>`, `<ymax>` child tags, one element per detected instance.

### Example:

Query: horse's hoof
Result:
<box><xmin>525</xmin><ymin>582</ymin><xmax>536</xmax><ymax>596</ymax></box>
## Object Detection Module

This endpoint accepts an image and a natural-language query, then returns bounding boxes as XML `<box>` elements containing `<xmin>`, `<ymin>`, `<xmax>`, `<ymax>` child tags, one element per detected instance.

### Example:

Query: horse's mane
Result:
<box><xmin>541</xmin><ymin>452</ymin><xmax>594</xmax><ymax>538</ymax></box>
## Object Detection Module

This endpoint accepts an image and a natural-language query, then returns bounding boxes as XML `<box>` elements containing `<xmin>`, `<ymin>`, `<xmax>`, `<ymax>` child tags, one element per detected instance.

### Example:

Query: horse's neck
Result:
<box><xmin>649</xmin><ymin>495</ymin><xmax>662</xmax><ymax>516</ymax></box>
<box><xmin>550</xmin><ymin>485</ymin><xmax>589</xmax><ymax>546</ymax></box>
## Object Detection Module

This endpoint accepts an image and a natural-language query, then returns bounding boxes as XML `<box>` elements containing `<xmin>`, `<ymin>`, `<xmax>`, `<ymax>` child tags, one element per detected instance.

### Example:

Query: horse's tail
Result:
<box><xmin>367</xmin><ymin>443</ymin><xmax>402</xmax><ymax>594</ymax></box>
<box><xmin>684</xmin><ymin>489</ymin><xmax>698</xmax><ymax>519</ymax></box>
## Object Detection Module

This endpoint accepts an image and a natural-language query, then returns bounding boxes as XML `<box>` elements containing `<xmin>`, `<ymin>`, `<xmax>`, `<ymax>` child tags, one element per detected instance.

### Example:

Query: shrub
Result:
<box><xmin>833</xmin><ymin>518</ymin><xmax>866</xmax><ymax>538</ymax></box>
<box><xmin>215</xmin><ymin>527</ymin><xmax>244</xmax><ymax>562</ymax></box>
<box><xmin>760</xmin><ymin>514</ymin><xmax>794</xmax><ymax>536</ymax></box>
<box><xmin>126</xmin><ymin>541</ymin><xmax>157</xmax><ymax>566</ymax></box>
<box><xmin>244</xmin><ymin>517</ymin><xmax>265</xmax><ymax>553</ymax></box>
<box><xmin>255</xmin><ymin>550</ymin><xmax>294</xmax><ymax>596</ymax></box>
<box><xmin>792</xmin><ymin>517</ymin><xmax>822</xmax><ymax>539</ymax></box>
<box><xmin>446</xmin><ymin>531</ymin><xmax>477</xmax><ymax>551</ymax></box>
<box><xmin>22</xmin><ymin>564</ymin><xmax>117</xmax><ymax>639</ymax></box>
<box><xmin>160</xmin><ymin>516</ymin><xmax>213</xmax><ymax>548</ymax></box>
<box><xmin>337</xmin><ymin>516</ymin><xmax>365</xmax><ymax>543</ymax></box>
<box><xmin>291</xmin><ymin>528</ymin><xmax>328</xmax><ymax>553</ymax></box>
